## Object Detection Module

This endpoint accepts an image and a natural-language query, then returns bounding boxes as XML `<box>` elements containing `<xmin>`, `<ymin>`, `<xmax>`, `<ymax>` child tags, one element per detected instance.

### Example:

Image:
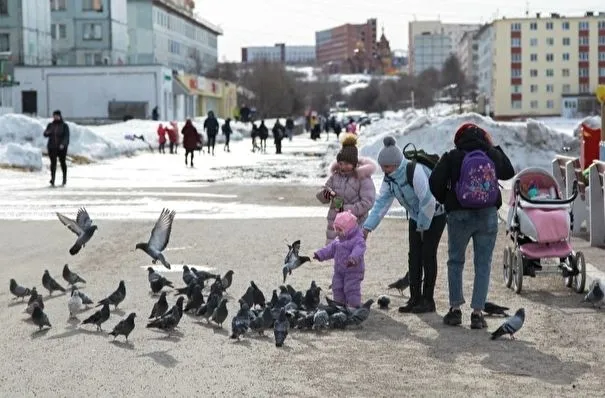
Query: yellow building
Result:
<box><xmin>478</xmin><ymin>12</ymin><xmax>605</xmax><ymax>119</ymax></box>
<box><xmin>175</xmin><ymin>74</ymin><xmax>238</xmax><ymax>119</ymax></box>
<box><xmin>220</xmin><ymin>80</ymin><xmax>238</xmax><ymax>120</ymax></box>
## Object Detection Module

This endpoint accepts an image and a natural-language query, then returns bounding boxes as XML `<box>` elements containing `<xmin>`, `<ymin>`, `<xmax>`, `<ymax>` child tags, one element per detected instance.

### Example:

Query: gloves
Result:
<box><xmin>322</xmin><ymin>188</ymin><xmax>334</xmax><ymax>200</ymax></box>
<box><xmin>346</xmin><ymin>257</ymin><xmax>357</xmax><ymax>267</ymax></box>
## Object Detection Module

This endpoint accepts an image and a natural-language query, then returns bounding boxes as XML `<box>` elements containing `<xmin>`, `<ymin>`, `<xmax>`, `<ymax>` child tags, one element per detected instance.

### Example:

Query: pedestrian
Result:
<box><xmin>334</xmin><ymin>120</ymin><xmax>342</xmax><ymax>140</ymax></box>
<box><xmin>152</xmin><ymin>106</ymin><xmax>159</xmax><ymax>121</ymax></box>
<box><xmin>285</xmin><ymin>117</ymin><xmax>295</xmax><ymax>141</ymax></box>
<box><xmin>313</xmin><ymin>211</ymin><xmax>367</xmax><ymax>308</ymax></box>
<box><xmin>167</xmin><ymin>126</ymin><xmax>177</xmax><ymax>154</ymax></box>
<box><xmin>43</xmin><ymin>110</ymin><xmax>70</xmax><ymax>187</ymax></box>
<box><xmin>429</xmin><ymin>123</ymin><xmax>515</xmax><ymax>329</ymax></box>
<box><xmin>346</xmin><ymin>118</ymin><xmax>357</xmax><ymax>134</ymax></box>
<box><xmin>317</xmin><ymin>134</ymin><xmax>377</xmax><ymax>244</ymax></box>
<box><xmin>222</xmin><ymin>118</ymin><xmax>232</xmax><ymax>152</ymax></box>
<box><xmin>251</xmin><ymin>122</ymin><xmax>260</xmax><ymax>152</ymax></box>
<box><xmin>157</xmin><ymin>123</ymin><xmax>166</xmax><ymax>153</ymax></box>
<box><xmin>203</xmin><ymin>111</ymin><xmax>219</xmax><ymax>156</ymax></box>
<box><xmin>363</xmin><ymin>136</ymin><xmax>446</xmax><ymax>314</ymax></box>
<box><xmin>181</xmin><ymin>119</ymin><xmax>199</xmax><ymax>167</ymax></box>
<box><xmin>258</xmin><ymin>120</ymin><xmax>268</xmax><ymax>153</ymax></box>
<box><xmin>272</xmin><ymin>119</ymin><xmax>285</xmax><ymax>154</ymax></box>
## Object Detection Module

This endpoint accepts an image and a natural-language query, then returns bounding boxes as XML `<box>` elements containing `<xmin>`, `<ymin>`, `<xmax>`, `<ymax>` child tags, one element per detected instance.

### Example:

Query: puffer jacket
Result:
<box><xmin>316</xmin><ymin>156</ymin><xmax>377</xmax><ymax>242</ymax></box>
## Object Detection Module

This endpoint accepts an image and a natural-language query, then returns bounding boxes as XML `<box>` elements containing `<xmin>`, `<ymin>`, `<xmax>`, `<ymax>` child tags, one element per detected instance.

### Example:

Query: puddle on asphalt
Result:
<box><xmin>140</xmin><ymin>263</ymin><xmax>217</xmax><ymax>273</ymax></box>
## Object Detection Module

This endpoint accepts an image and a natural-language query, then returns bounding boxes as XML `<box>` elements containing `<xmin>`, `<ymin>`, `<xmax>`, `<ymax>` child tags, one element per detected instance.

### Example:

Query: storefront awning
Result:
<box><xmin>172</xmin><ymin>77</ymin><xmax>191</xmax><ymax>96</ymax></box>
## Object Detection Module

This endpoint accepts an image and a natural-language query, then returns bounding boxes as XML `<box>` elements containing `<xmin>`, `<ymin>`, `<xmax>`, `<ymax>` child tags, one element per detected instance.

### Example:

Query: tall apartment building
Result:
<box><xmin>0</xmin><ymin>0</ymin><xmax>52</xmax><ymax>69</ymax></box>
<box><xmin>241</xmin><ymin>43</ymin><xmax>316</xmax><ymax>65</ymax></box>
<box><xmin>408</xmin><ymin>20</ymin><xmax>480</xmax><ymax>75</ymax></box>
<box><xmin>475</xmin><ymin>11</ymin><xmax>605</xmax><ymax>119</ymax></box>
<box><xmin>457</xmin><ymin>29</ymin><xmax>479</xmax><ymax>81</ymax></box>
<box><xmin>315</xmin><ymin>18</ymin><xmax>377</xmax><ymax>69</ymax></box>
<box><xmin>475</xmin><ymin>24</ymin><xmax>494</xmax><ymax>114</ymax></box>
<box><xmin>50</xmin><ymin>0</ymin><xmax>128</xmax><ymax>66</ymax></box>
<box><xmin>127</xmin><ymin>0</ymin><xmax>221</xmax><ymax>73</ymax></box>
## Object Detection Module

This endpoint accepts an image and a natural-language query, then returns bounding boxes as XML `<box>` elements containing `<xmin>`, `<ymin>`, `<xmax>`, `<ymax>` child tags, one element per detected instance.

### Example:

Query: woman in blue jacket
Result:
<box><xmin>363</xmin><ymin>136</ymin><xmax>446</xmax><ymax>313</ymax></box>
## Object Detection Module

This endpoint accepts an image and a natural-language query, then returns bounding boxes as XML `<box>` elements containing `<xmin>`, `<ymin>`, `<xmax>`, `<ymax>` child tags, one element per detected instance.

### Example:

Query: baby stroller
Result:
<box><xmin>503</xmin><ymin>168</ymin><xmax>586</xmax><ymax>294</ymax></box>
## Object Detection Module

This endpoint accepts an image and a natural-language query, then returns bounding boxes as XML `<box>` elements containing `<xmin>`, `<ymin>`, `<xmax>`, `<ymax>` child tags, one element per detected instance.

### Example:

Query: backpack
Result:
<box><xmin>454</xmin><ymin>150</ymin><xmax>499</xmax><ymax>208</ymax></box>
<box><xmin>402</xmin><ymin>143</ymin><xmax>440</xmax><ymax>188</ymax></box>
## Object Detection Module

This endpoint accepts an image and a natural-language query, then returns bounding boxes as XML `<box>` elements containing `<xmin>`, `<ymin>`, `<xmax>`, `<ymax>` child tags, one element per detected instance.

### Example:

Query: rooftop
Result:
<box><xmin>153</xmin><ymin>0</ymin><xmax>223</xmax><ymax>35</ymax></box>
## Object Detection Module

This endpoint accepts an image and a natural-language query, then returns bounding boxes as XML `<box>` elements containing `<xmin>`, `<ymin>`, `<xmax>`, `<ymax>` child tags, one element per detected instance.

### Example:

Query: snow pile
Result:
<box><xmin>358</xmin><ymin>112</ymin><xmax>578</xmax><ymax>172</ymax></box>
<box><xmin>0</xmin><ymin>142</ymin><xmax>42</xmax><ymax>171</ymax></box>
<box><xmin>341</xmin><ymin>82</ymin><xmax>369</xmax><ymax>96</ymax></box>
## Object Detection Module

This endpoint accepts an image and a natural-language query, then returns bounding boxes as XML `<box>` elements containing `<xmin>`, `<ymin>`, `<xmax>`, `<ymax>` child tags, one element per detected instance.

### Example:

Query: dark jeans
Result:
<box><xmin>207</xmin><ymin>134</ymin><xmax>216</xmax><ymax>153</ymax></box>
<box><xmin>408</xmin><ymin>214</ymin><xmax>447</xmax><ymax>303</ymax></box>
<box><xmin>224</xmin><ymin>134</ymin><xmax>230</xmax><ymax>150</ymax></box>
<box><xmin>158</xmin><ymin>143</ymin><xmax>165</xmax><ymax>153</ymax></box>
<box><xmin>275</xmin><ymin>140</ymin><xmax>282</xmax><ymax>154</ymax></box>
<box><xmin>185</xmin><ymin>149</ymin><xmax>194</xmax><ymax>165</ymax></box>
<box><xmin>48</xmin><ymin>147</ymin><xmax>67</xmax><ymax>185</ymax></box>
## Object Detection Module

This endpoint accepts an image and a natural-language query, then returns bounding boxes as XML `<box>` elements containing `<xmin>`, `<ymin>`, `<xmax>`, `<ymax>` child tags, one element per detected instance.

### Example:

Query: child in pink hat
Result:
<box><xmin>313</xmin><ymin>211</ymin><xmax>366</xmax><ymax>307</ymax></box>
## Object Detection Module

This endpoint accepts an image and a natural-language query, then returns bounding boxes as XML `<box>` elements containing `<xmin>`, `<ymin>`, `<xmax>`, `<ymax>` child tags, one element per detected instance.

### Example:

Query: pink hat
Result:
<box><xmin>333</xmin><ymin>211</ymin><xmax>358</xmax><ymax>234</ymax></box>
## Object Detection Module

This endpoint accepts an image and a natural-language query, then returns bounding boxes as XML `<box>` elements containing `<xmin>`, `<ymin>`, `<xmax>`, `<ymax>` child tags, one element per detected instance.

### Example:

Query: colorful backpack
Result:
<box><xmin>455</xmin><ymin>150</ymin><xmax>499</xmax><ymax>208</ymax></box>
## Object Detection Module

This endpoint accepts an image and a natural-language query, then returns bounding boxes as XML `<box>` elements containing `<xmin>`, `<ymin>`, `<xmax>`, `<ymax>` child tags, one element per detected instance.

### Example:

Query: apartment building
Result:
<box><xmin>475</xmin><ymin>24</ymin><xmax>494</xmax><ymax>114</ymax></box>
<box><xmin>315</xmin><ymin>18</ymin><xmax>377</xmax><ymax>69</ymax></box>
<box><xmin>50</xmin><ymin>0</ymin><xmax>128</xmax><ymax>66</ymax></box>
<box><xmin>127</xmin><ymin>0</ymin><xmax>221</xmax><ymax>73</ymax></box>
<box><xmin>241</xmin><ymin>43</ymin><xmax>316</xmax><ymax>64</ymax></box>
<box><xmin>476</xmin><ymin>11</ymin><xmax>605</xmax><ymax>119</ymax></box>
<box><xmin>457</xmin><ymin>29</ymin><xmax>479</xmax><ymax>81</ymax></box>
<box><xmin>408</xmin><ymin>20</ymin><xmax>480</xmax><ymax>75</ymax></box>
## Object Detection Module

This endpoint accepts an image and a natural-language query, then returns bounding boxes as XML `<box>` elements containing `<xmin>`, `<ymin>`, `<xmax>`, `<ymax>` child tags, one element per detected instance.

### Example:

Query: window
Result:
<box><xmin>511</xmin><ymin>53</ymin><xmax>521</xmax><ymax>62</ymax></box>
<box><xmin>579</xmin><ymin>21</ymin><xmax>589</xmax><ymax>30</ymax></box>
<box><xmin>546</xmin><ymin>22</ymin><xmax>553</xmax><ymax>30</ymax></box>
<box><xmin>580</xmin><ymin>83</ymin><xmax>590</xmax><ymax>93</ymax></box>
<box><xmin>51</xmin><ymin>24</ymin><xmax>66</xmax><ymax>40</ymax></box>
<box><xmin>600</xmin><ymin>67</ymin><xmax>605</xmax><ymax>77</ymax></box>
<box><xmin>599</xmin><ymin>21</ymin><xmax>605</xmax><ymax>29</ymax></box>
<box><xmin>50</xmin><ymin>0</ymin><xmax>66</xmax><ymax>11</ymax></box>
<box><xmin>530</xmin><ymin>100</ymin><xmax>538</xmax><ymax>109</ymax></box>
<box><xmin>562</xmin><ymin>84</ymin><xmax>571</xmax><ymax>94</ymax></box>
<box><xmin>0</xmin><ymin>0</ymin><xmax>7</xmax><ymax>15</ymax></box>
<box><xmin>82</xmin><ymin>0</ymin><xmax>103</xmax><ymax>12</ymax></box>
<box><xmin>546</xmin><ymin>53</ymin><xmax>554</xmax><ymax>62</ymax></box>
<box><xmin>562</xmin><ymin>37</ymin><xmax>570</xmax><ymax>46</ymax></box>
<box><xmin>84</xmin><ymin>52</ymin><xmax>102</xmax><ymax>65</ymax></box>
<box><xmin>546</xmin><ymin>69</ymin><xmax>554</xmax><ymax>77</ymax></box>
<box><xmin>546</xmin><ymin>38</ymin><xmax>554</xmax><ymax>46</ymax></box>
<box><xmin>511</xmin><ymin>69</ymin><xmax>521</xmax><ymax>77</ymax></box>
<box><xmin>0</xmin><ymin>33</ymin><xmax>9</xmax><ymax>52</ymax></box>
<box><xmin>600</xmin><ymin>36</ymin><xmax>605</xmax><ymax>45</ymax></box>
<box><xmin>511</xmin><ymin>38</ymin><xmax>521</xmax><ymax>47</ymax></box>
<box><xmin>562</xmin><ymin>68</ymin><xmax>570</xmax><ymax>77</ymax></box>
<box><xmin>530</xmin><ymin>38</ymin><xmax>538</xmax><ymax>46</ymax></box>
<box><xmin>600</xmin><ymin>52</ymin><xmax>605</xmax><ymax>61</ymax></box>
<box><xmin>562</xmin><ymin>53</ymin><xmax>570</xmax><ymax>61</ymax></box>
<box><xmin>579</xmin><ymin>36</ymin><xmax>589</xmax><ymax>46</ymax></box>
<box><xmin>579</xmin><ymin>52</ymin><xmax>589</xmax><ymax>61</ymax></box>
<box><xmin>546</xmin><ymin>84</ymin><xmax>554</xmax><ymax>92</ymax></box>
<box><xmin>562</xmin><ymin>21</ymin><xmax>570</xmax><ymax>30</ymax></box>
<box><xmin>546</xmin><ymin>100</ymin><xmax>554</xmax><ymax>109</ymax></box>
<box><xmin>82</xmin><ymin>23</ymin><xmax>102</xmax><ymax>40</ymax></box>
<box><xmin>511</xmin><ymin>23</ymin><xmax>521</xmax><ymax>31</ymax></box>
<box><xmin>511</xmin><ymin>85</ymin><xmax>521</xmax><ymax>93</ymax></box>
<box><xmin>530</xmin><ymin>53</ymin><xmax>537</xmax><ymax>61</ymax></box>
<box><xmin>530</xmin><ymin>69</ymin><xmax>538</xmax><ymax>77</ymax></box>
<box><xmin>530</xmin><ymin>84</ymin><xmax>538</xmax><ymax>93</ymax></box>
<box><xmin>511</xmin><ymin>100</ymin><xmax>522</xmax><ymax>109</ymax></box>
<box><xmin>579</xmin><ymin>68</ymin><xmax>589</xmax><ymax>77</ymax></box>
<box><xmin>530</xmin><ymin>22</ymin><xmax>538</xmax><ymax>30</ymax></box>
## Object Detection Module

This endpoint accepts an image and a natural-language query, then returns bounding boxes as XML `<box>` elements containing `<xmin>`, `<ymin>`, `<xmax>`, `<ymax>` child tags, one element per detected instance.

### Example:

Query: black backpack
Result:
<box><xmin>402</xmin><ymin>143</ymin><xmax>440</xmax><ymax>188</ymax></box>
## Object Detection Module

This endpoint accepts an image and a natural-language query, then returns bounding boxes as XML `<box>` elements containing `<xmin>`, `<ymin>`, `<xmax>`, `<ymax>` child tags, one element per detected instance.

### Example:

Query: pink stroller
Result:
<box><xmin>504</xmin><ymin>168</ymin><xmax>586</xmax><ymax>294</ymax></box>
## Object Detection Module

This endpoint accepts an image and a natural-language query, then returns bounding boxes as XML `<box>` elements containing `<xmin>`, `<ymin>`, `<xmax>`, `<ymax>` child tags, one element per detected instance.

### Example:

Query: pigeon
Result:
<box><xmin>82</xmin><ymin>302</ymin><xmax>111</xmax><ymax>331</ymax></box>
<box><xmin>211</xmin><ymin>298</ymin><xmax>229</xmax><ymax>328</ymax></box>
<box><xmin>191</xmin><ymin>268</ymin><xmax>220</xmax><ymax>281</ymax></box>
<box><xmin>184</xmin><ymin>284</ymin><xmax>204</xmax><ymax>313</ymax></box>
<box><xmin>484</xmin><ymin>302</ymin><xmax>510</xmax><ymax>317</ymax></box>
<box><xmin>240</xmin><ymin>286</ymin><xmax>255</xmax><ymax>309</ymax></box>
<box><xmin>62</xmin><ymin>264</ymin><xmax>86</xmax><ymax>286</ymax></box>
<box><xmin>149</xmin><ymin>292</ymin><xmax>169</xmax><ymax>319</ymax></box>
<box><xmin>77</xmin><ymin>290</ymin><xmax>94</xmax><ymax>306</ymax></box>
<box><xmin>31</xmin><ymin>306</ymin><xmax>51</xmax><ymax>330</ymax></box>
<box><xmin>250</xmin><ymin>307</ymin><xmax>274</xmax><ymax>336</ymax></box>
<box><xmin>197</xmin><ymin>292</ymin><xmax>220</xmax><ymax>322</ymax></box>
<box><xmin>181</xmin><ymin>265</ymin><xmax>197</xmax><ymax>286</ymax></box>
<box><xmin>68</xmin><ymin>287</ymin><xmax>83</xmax><ymax>318</ymax></box>
<box><xmin>388</xmin><ymin>273</ymin><xmax>410</xmax><ymax>295</ymax></box>
<box><xmin>282</xmin><ymin>239</ymin><xmax>311</xmax><ymax>283</ymax></box>
<box><xmin>303</xmin><ymin>280</ymin><xmax>321</xmax><ymax>310</ymax></box>
<box><xmin>313</xmin><ymin>309</ymin><xmax>330</xmax><ymax>330</ymax></box>
<box><xmin>26</xmin><ymin>288</ymin><xmax>44</xmax><ymax>314</ymax></box>
<box><xmin>147</xmin><ymin>267</ymin><xmax>174</xmax><ymax>294</ymax></box>
<box><xmin>56</xmin><ymin>207</ymin><xmax>98</xmax><ymax>255</ymax></box>
<box><xmin>491</xmin><ymin>308</ymin><xmax>526</xmax><ymax>340</ymax></box>
<box><xmin>109</xmin><ymin>313</ymin><xmax>136</xmax><ymax>341</ymax></box>
<box><xmin>273</xmin><ymin>307</ymin><xmax>289</xmax><ymax>347</ymax></box>
<box><xmin>97</xmin><ymin>280</ymin><xmax>126</xmax><ymax>309</ymax></box>
<box><xmin>135</xmin><ymin>208</ymin><xmax>176</xmax><ymax>269</ymax></box>
<box><xmin>158</xmin><ymin>296</ymin><xmax>185</xmax><ymax>322</ymax></box>
<box><xmin>347</xmin><ymin>299</ymin><xmax>375</xmax><ymax>327</ymax></box>
<box><xmin>250</xmin><ymin>281</ymin><xmax>266</xmax><ymax>308</ymax></box>
<box><xmin>9</xmin><ymin>279</ymin><xmax>31</xmax><ymax>300</ymax></box>
<box><xmin>221</xmin><ymin>270</ymin><xmax>234</xmax><ymax>291</ymax></box>
<box><xmin>230</xmin><ymin>301</ymin><xmax>252</xmax><ymax>339</ymax></box>
<box><xmin>42</xmin><ymin>270</ymin><xmax>66</xmax><ymax>295</ymax></box>
<box><xmin>146</xmin><ymin>297</ymin><xmax>184</xmax><ymax>335</ymax></box>
<box><xmin>269</xmin><ymin>289</ymin><xmax>279</xmax><ymax>308</ymax></box>
<box><xmin>377</xmin><ymin>295</ymin><xmax>390</xmax><ymax>310</ymax></box>
<box><xmin>277</xmin><ymin>286</ymin><xmax>292</xmax><ymax>307</ymax></box>
<box><xmin>583</xmin><ymin>279</ymin><xmax>604</xmax><ymax>308</ymax></box>
<box><xmin>329</xmin><ymin>312</ymin><xmax>348</xmax><ymax>329</ymax></box>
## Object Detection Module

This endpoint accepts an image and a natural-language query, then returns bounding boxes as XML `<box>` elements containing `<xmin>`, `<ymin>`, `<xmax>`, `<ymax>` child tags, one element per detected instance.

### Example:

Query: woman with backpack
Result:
<box><xmin>429</xmin><ymin>123</ymin><xmax>515</xmax><ymax>330</ymax></box>
<box><xmin>363</xmin><ymin>136</ymin><xmax>446</xmax><ymax>314</ymax></box>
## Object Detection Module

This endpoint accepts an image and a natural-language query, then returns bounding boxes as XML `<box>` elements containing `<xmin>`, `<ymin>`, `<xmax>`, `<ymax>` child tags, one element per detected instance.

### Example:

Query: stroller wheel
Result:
<box><xmin>503</xmin><ymin>247</ymin><xmax>513</xmax><ymax>288</ymax></box>
<box><xmin>513</xmin><ymin>249</ymin><xmax>524</xmax><ymax>294</ymax></box>
<box><xmin>571</xmin><ymin>252</ymin><xmax>587</xmax><ymax>294</ymax></box>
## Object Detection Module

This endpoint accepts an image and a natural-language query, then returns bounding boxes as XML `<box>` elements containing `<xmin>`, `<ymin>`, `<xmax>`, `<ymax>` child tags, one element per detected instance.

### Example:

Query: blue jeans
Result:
<box><xmin>446</xmin><ymin>207</ymin><xmax>498</xmax><ymax>310</ymax></box>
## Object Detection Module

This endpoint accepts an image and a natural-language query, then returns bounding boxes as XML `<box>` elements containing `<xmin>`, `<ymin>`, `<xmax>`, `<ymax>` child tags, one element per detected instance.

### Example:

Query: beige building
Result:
<box><xmin>457</xmin><ymin>29</ymin><xmax>479</xmax><ymax>81</ymax></box>
<box><xmin>477</xmin><ymin>11</ymin><xmax>605</xmax><ymax>119</ymax></box>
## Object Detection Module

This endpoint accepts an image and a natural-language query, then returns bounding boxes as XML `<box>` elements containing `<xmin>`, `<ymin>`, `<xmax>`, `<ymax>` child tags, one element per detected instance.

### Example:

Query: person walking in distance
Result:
<box><xmin>181</xmin><ymin>119</ymin><xmax>199</xmax><ymax>167</ymax></box>
<box><xmin>258</xmin><ymin>120</ymin><xmax>269</xmax><ymax>153</ymax></box>
<box><xmin>203</xmin><ymin>110</ymin><xmax>219</xmax><ymax>156</ymax></box>
<box><xmin>285</xmin><ymin>117</ymin><xmax>295</xmax><ymax>141</ymax></box>
<box><xmin>157</xmin><ymin>123</ymin><xmax>167</xmax><ymax>153</ymax></box>
<box><xmin>272</xmin><ymin>119</ymin><xmax>285</xmax><ymax>154</ymax></box>
<box><xmin>43</xmin><ymin>110</ymin><xmax>70</xmax><ymax>187</ymax></box>
<box><xmin>222</xmin><ymin>118</ymin><xmax>233</xmax><ymax>152</ymax></box>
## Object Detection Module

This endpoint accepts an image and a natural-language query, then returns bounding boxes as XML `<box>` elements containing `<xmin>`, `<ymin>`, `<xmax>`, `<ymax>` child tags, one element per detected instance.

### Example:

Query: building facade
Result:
<box><xmin>315</xmin><ymin>18</ymin><xmax>377</xmax><ymax>71</ymax></box>
<box><xmin>408</xmin><ymin>20</ymin><xmax>480</xmax><ymax>75</ymax></box>
<box><xmin>475</xmin><ymin>24</ymin><xmax>494</xmax><ymax>114</ymax></box>
<box><xmin>477</xmin><ymin>12</ymin><xmax>605</xmax><ymax>119</ymax></box>
<box><xmin>50</xmin><ymin>0</ymin><xmax>128</xmax><ymax>66</ymax></box>
<box><xmin>412</xmin><ymin>33</ymin><xmax>452</xmax><ymax>75</ymax></box>
<box><xmin>127</xmin><ymin>0</ymin><xmax>221</xmax><ymax>74</ymax></box>
<box><xmin>457</xmin><ymin>29</ymin><xmax>479</xmax><ymax>81</ymax></box>
<box><xmin>241</xmin><ymin>43</ymin><xmax>315</xmax><ymax>64</ymax></box>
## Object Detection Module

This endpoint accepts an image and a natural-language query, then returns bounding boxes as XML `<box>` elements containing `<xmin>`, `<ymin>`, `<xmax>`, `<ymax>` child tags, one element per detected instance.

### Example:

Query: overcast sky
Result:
<box><xmin>197</xmin><ymin>0</ymin><xmax>603</xmax><ymax>62</ymax></box>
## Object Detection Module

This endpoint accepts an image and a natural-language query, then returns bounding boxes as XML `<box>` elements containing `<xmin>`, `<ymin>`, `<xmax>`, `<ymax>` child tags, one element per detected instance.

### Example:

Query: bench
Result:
<box><xmin>588</xmin><ymin>160</ymin><xmax>605</xmax><ymax>247</ymax></box>
<box><xmin>552</xmin><ymin>155</ymin><xmax>590</xmax><ymax>235</ymax></box>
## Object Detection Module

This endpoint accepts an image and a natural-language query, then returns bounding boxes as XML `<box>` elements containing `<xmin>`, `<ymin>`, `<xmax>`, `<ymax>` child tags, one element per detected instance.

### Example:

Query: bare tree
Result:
<box><xmin>441</xmin><ymin>54</ymin><xmax>467</xmax><ymax>112</ymax></box>
<box><xmin>187</xmin><ymin>48</ymin><xmax>205</xmax><ymax>75</ymax></box>
<box><xmin>205</xmin><ymin>62</ymin><xmax>239</xmax><ymax>82</ymax></box>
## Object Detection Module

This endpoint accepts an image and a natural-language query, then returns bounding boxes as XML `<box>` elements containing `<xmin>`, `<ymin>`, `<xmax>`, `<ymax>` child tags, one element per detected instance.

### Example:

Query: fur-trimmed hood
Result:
<box><xmin>329</xmin><ymin>156</ymin><xmax>378</xmax><ymax>179</ymax></box>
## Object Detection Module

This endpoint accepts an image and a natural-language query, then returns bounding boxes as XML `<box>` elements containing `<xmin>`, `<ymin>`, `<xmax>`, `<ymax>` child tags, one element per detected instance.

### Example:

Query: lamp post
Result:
<box><xmin>597</xmin><ymin>85</ymin><xmax>605</xmax><ymax>161</ymax></box>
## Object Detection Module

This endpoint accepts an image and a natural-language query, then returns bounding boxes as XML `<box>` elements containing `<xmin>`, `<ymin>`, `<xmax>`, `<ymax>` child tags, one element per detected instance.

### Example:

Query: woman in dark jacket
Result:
<box><xmin>258</xmin><ymin>120</ymin><xmax>269</xmax><ymax>153</ymax></box>
<box><xmin>43</xmin><ymin>110</ymin><xmax>70</xmax><ymax>187</ymax></box>
<box><xmin>429</xmin><ymin>123</ymin><xmax>515</xmax><ymax>330</ymax></box>
<box><xmin>181</xmin><ymin>119</ymin><xmax>199</xmax><ymax>167</ymax></box>
<box><xmin>222</xmin><ymin>118</ymin><xmax>233</xmax><ymax>152</ymax></box>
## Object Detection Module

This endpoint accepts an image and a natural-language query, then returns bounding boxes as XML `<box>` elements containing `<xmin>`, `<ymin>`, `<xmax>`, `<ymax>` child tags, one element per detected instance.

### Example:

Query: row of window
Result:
<box><xmin>50</xmin><ymin>0</ymin><xmax>103</xmax><ymax>12</ymax></box>
<box><xmin>510</xmin><ymin>99</ymin><xmax>557</xmax><ymax>109</ymax></box>
<box><xmin>51</xmin><ymin>23</ymin><xmax>103</xmax><ymax>41</ymax></box>
<box><xmin>511</xmin><ymin>51</ymin><xmax>605</xmax><ymax>62</ymax></box>
<box><xmin>512</xmin><ymin>83</ymin><xmax>590</xmax><ymax>94</ymax></box>
<box><xmin>511</xmin><ymin>67</ymin><xmax>605</xmax><ymax>77</ymax></box>
<box><xmin>511</xmin><ymin>20</ymin><xmax>605</xmax><ymax>31</ymax></box>
<box><xmin>154</xmin><ymin>8</ymin><xmax>217</xmax><ymax>49</ymax></box>
<box><xmin>512</xmin><ymin>36</ymin><xmax>605</xmax><ymax>47</ymax></box>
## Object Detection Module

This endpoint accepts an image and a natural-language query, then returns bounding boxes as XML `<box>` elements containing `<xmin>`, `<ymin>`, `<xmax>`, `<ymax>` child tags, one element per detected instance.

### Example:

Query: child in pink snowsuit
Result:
<box><xmin>313</xmin><ymin>211</ymin><xmax>366</xmax><ymax>307</ymax></box>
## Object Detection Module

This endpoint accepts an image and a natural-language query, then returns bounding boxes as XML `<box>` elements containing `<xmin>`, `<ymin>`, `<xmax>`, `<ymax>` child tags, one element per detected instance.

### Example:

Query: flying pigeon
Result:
<box><xmin>82</xmin><ymin>302</ymin><xmax>111</xmax><ymax>331</ymax></box>
<box><xmin>135</xmin><ymin>208</ymin><xmax>176</xmax><ymax>269</ymax></box>
<box><xmin>147</xmin><ymin>267</ymin><xmax>174</xmax><ymax>294</ymax></box>
<box><xmin>484</xmin><ymin>302</ymin><xmax>510</xmax><ymax>317</ymax></box>
<box><xmin>387</xmin><ymin>273</ymin><xmax>410</xmax><ymax>296</ymax></box>
<box><xmin>109</xmin><ymin>313</ymin><xmax>137</xmax><ymax>341</ymax></box>
<box><xmin>282</xmin><ymin>239</ymin><xmax>311</xmax><ymax>283</ymax></box>
<box><xmin>149</xmin><ymin>292</ymin><xmax>169</xmax><ymax>319</ymax></box>
<box><xmin>42</xmin><ymin>270</ymin><xmax>66</xmax><ymax>295</ymax></box>
<box><xmin>68</xmin><ymin>287</ymin><xmax>83</xmax><ymax>319</ymax></box>
<box><xmin>230</xmin><ymin>301</ymin><xmax>251</xmax><ymax>339</ymax></box>
<box><xmin>377</xmin><ymin>295</ymin><xmax>390</xmax><ymax>310</ymax></box>
<box><xmin>9</xmin><ymin>279</ymin><xmax>31</xmax><ymax>300</ymax></box>
<box><xmin>583</xmin><ymin>279</ymin><xmax>604</xmax><ymax>308</ymax></box>
<box><xmin>273</xmin><ymin>307</ymin><xmax>289</xmax><ymax>347</ymax></box>
<box><xmin>97</xmin><ymin>280</ymin><xmax>126</xmax><ymax>309</ymax></box>
<box><xmin>491</xmin><ymin>308</ymin><xmax>526</xmax><ymax>340</ymax></box>
<box><xmin>62</xmin><ymin>264</ymin><xmax>86</xmax><ymax>286</ymax></box>
<box><xmin>31</xmin><ymin>306</ymin><xmax>51</xmax><ymax>330</ymax></box>
<box><xmin>211</xmin><ymin>298</ymin><xmax>229</xmax><ymax>328</ymax></box>
<box><xmin>56</xmin><ymin>207</ymin><xmax>98</xmax><ymax>255</ymax></box>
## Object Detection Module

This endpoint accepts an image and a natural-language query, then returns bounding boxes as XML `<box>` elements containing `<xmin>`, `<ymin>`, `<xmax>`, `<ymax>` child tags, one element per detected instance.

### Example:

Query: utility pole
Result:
<box><xmin>411</xmin><ymin>90</ymin><xmax>415</xmax><ymax>109</ymax></box>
